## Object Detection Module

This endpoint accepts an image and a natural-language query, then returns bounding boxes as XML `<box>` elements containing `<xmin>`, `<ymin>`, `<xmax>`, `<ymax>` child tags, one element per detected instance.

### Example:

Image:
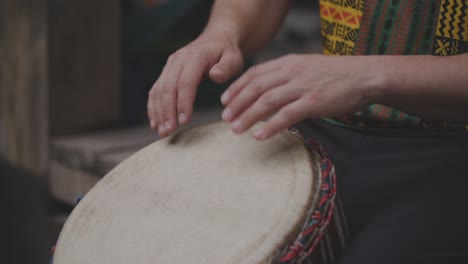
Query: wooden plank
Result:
<box><xmin>52</xmin><ymin>125</ymin><xmax>159</xmax><ymax>175</ymax></box>
<box><xmin>50</xmin><ymin>107</ymin><xmax>222</xmax><ymax>205</ymax></box>
<box><xmin>96</xmin><ymin>150</ymin><xmax>137</xmax><ymax>175</ymax></box>
<box><xmin>49</xmin><ymin>160</ymin><xmax>100</xmax><ymax>205</ymax></box>
<box><xmin>49</xmin><ymin>0</ymin><xmax>121</xmax><ymax>136</ymax></box>
<box><xmin>0</xmin><ymin>0</ymin><xmax>49</xmax><ymax>176</ymax></box>
<box><xmin>94</xmin><ymin>107</ymin><xmax>222</xmax><ymax>173</ymax></box>
<box><xmin>51</xmin><ymin>107</ymin><xmax>222</xmax><ymax>175</ymax></box>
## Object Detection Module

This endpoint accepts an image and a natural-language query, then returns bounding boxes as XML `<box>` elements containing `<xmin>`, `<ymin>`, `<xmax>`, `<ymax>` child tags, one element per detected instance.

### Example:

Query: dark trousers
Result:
<box><xmin>295</xmin><ymin>119</ymin><xmax>468</xmax><ymax>264</ymax></box>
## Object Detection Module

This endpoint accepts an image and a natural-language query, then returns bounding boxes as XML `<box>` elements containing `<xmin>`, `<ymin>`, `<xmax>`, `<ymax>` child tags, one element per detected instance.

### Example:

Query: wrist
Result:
<box><xmin>201</xmin><ymin>19</ymin><xmax>243</xmax><ymax>48</ymax></box>
<box><xmin>362</xmin><ymin>56</ymin><xmax>396</xmax><ymax>105</ymax></box>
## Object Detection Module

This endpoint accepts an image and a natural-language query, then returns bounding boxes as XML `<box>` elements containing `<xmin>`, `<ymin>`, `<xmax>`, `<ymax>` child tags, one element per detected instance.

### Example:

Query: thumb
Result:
<box><xmin>209</xmin><ymin>49</ymin><xmax>244</xmax><ymax>84</ymax></box>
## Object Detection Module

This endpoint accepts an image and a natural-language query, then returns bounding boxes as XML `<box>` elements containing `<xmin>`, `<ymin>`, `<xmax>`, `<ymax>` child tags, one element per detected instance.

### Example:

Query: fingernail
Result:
<box><xmin>158</xmin><ymin>124</ymin><xmax>165</xmax><ymax>133</ymax></box>
<box><xmin>178</xmin><ymin>113</ymin><xmax>186</xmax><ymax>124</ymax></box>
<box><xmin>221</xmin><ymin>91</ymin><xmax>230</xmax><ymax>104</ymax></box>
<box><xmin>222</xmin><ymin>108</ymin><xmax>232</xmax><ymax>121</ymax></box>
<box><xmin>164</xmin><ymin>121</ymin><xmax>171</xmax><ymax>131</ymax></box>
<box><xmin>254</xmin><ymin>129</ymin><xmax>266</xmax><ymax>140</ymax></box>
<box><xmin>231</xmin><ymin>120</ymin><xmax>243</xmax><ymax>133</ymax></box>
<box><xmin>150</xmin><ymin>120</ymin><xmax>156</xmax><ymax>128</ymax></box>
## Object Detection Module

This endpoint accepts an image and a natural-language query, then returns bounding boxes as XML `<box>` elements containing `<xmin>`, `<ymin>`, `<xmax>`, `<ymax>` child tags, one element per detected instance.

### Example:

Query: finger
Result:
<box><xmin>221</xmin><ymin>57</ymin><xmax>285</xmax><ymax>105</ymax></box>
<box><xmin>229</xmin><ymin>85</ymin><xmax>300</xmax><ymax>134</ymax></box>
<box><xmin>177</xmin><ymin>57</ymin><xmax>210</xmax><ymax>125</ymax></box>
<box><xmin>159</xmin><ymin>60</ymin><xmax>184</xmax><ymax>137</ymax></box>
<box><xmin>209</xmin><ymin>49</ymin><xmax>244</xmax><ymax>84</ymax></box>
<box><xmin>253</xmin><ymin>99</ymin><xmax>309</xmax><ymax>141</ymax></box>
<box><xmin>153</xmin><ymin>58</ymin><xmax>177</xmax><ymax>134</ymax></box>
<box><xmin>153</xmin><ymin>65</ymin><xmax>170</xmax><ymax>135</ymax></box>
<box><xmin>151</xmin><ymin>81</ymin><xmax>164</xmax><ymax>132</ymax></box>
<box><xmin>147</xmin><ymin>88</ymin><xmax>157</xmax><ymax>130</ymax></box>
<box><xmin>222</xmin><ymin>72</ymin><xmax>289</xmax><ymax>122</ymax></box>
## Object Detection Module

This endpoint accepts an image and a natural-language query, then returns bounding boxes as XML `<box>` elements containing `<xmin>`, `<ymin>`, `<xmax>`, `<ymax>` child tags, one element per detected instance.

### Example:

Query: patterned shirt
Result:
<box><xmin>319</xmin><ymin>0</ymin><xmax>468</xmax><ymax>131</ymax></box>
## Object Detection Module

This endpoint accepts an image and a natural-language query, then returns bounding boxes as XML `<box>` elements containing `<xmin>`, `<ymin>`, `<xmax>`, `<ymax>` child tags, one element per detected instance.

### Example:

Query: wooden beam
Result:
<box><xmin>49</xmin><ymin>0</ymin><xmax>121</xmax><ymax>136</ymax></box>
<box><xmin>0</xmin><ymin>0</ymin><xmax>49</xmax><ymax>176</ymax></box>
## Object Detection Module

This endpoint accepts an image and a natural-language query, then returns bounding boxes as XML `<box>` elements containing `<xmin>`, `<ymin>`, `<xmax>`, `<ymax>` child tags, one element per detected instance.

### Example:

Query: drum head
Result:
<box><xmin>54</xmin><ymin>122</ymin><xmax>319</xmax><ymax>264</ymax></box>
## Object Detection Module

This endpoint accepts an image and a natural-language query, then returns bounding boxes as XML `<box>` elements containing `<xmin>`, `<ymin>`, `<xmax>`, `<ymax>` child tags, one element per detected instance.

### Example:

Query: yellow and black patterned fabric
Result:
<box><xmin>319</xmin><ymin>0</ymin><xmax>468</xmax><ymax>131</ymax></box>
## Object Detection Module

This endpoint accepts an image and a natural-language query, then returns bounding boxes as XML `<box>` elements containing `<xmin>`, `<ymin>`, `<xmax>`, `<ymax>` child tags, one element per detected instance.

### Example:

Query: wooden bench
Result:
<box><xmin>49</xmin><ymin>108</ymin><xmax>222</xmax><ymax>205</ymax></box>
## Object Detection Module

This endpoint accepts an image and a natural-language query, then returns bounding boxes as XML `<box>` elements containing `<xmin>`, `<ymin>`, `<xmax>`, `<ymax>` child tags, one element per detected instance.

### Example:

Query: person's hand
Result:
<box><xmin>148</xmin><ymin>34</ymin><xmax>244</xmax><ymax>137</ymax></box>
<box><xmin>221</xmin><ymin>54</ymin><xmax>380</xmax><ymax>140</ymax></box>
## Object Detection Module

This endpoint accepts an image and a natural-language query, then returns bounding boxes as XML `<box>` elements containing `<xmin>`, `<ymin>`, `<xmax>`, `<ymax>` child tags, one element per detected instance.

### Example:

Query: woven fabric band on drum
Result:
<box><xmin>269</xmin><ymin>127</ymin><xmax>348</xmax><ymax>264</ymax></box>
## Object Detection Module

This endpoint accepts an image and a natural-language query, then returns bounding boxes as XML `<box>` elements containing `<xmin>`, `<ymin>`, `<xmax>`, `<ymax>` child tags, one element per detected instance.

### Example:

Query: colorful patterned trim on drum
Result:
<box><xmin>271</xmin><ymin>127</ymin><xmax>343</xmax><ymax>264</ymax></box>
<box><xmin>50</xmin><ymin>246</ymin><xmax>55</xmax><ymax>264</ymax></box>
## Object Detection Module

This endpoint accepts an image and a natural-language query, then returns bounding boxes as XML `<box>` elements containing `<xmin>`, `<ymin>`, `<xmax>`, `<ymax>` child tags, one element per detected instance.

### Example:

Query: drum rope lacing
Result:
<box><xmin>272</xmin><ymin>127</ymin><xmax>338</xmax><ymax>264</ymax></box>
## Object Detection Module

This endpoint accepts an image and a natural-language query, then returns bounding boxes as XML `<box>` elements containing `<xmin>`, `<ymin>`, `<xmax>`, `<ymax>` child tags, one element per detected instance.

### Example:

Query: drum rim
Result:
<box><xmin>53</xmin><ymin>123</ymin><xmax>326</xmax><ymax>264</ymax></box>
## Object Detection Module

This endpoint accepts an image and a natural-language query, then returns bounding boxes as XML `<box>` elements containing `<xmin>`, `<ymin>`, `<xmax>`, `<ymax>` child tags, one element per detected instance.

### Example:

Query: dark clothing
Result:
<box><xmin>295</xmin><ymin>119</ymin><xmax>468</xmax><ymax>264</ymax></box>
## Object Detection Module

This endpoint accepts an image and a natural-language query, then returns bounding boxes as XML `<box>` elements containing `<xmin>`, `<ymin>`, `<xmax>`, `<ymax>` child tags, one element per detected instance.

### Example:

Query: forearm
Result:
<box><xmin>202</xmin><ymin>0</ymin><xmax>290</xmax><ymax>55</ymax></box>
<box><xmin>369</xmin><ymin>53</ymin><xmax>468</xmax><ymax>122</ymax></box>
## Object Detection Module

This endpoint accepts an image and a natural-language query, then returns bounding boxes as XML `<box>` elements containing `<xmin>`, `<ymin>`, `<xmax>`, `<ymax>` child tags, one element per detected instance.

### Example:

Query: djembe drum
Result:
<box><xmin>53</xmin><ymin>122</ymin><xmax>347</xmax><ymax>264</ymax></box>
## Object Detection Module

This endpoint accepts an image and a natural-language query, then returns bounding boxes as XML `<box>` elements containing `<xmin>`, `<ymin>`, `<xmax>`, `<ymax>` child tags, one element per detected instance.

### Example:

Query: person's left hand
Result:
<box><xmin>220</xmin><ymin>54</ymin><xmax>382</xmax><ymax>140</ymax></box>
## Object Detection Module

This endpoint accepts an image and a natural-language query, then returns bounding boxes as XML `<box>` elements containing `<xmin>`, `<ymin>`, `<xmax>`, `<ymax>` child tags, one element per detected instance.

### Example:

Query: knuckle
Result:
<box><xmin>215</xmin><ymin>63</ymin><xmax>229</xmax><ymax>74</ymax></box>
<box><xmin>243</xmin><ymin>86</ymin><xmax>257</xmax><ymax>100</ymax></box>
<box><xmin>304</xmin><ymin>89</ymin><xmax>324</xmax><ymax>103</ymax></box>
<box><xmin>261</xmin><ymin>92</ymin><xmax>278</xmax><ymax>107</ymax></box>
<box><xmin>250</xmin><ymin>78</ymin><xmax>264</xmax><ymax>91</ymax></box>
<box><xmin>304</xmin><ymin>93</ymin><xmax>317</xmax><ymax>104</ymax></box>
<box><xmin>160</xmin><ymin>87</ymin><xmax>174</xmax><ymax>97</ymax></box>
<box><xmin>177</xmin><ymin>78</ymin><xmax>193</xmax><ymax>91</ymax></box>
<box><xmin>153</xmin><ymin>89</ymin><xmax>163</xmax><ymax>99</ymax></box>
<box><xmin>160</xmin><ymin>92</ymin><xmax>175</xmax><ymax>108</ymax></box>
<box><xmin>279</xmin><ymin>108</ymin><xmax>296</xmax><ymax>121</ymax></box>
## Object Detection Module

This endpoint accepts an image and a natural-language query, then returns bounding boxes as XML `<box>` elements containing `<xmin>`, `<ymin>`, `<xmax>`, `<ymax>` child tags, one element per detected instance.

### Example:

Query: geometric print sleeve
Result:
<box><xmin>319</xmin><ymin>0</ymin><xmax>468</xmax><ymax>132</ymax></box>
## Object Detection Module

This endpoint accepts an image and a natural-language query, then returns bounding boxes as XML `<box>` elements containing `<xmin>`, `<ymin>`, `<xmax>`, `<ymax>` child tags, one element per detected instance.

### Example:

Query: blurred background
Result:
<box><xmin>0</xmin><ymin>0</ymin><xmax>321</xmax><ymax>263</ymax></box>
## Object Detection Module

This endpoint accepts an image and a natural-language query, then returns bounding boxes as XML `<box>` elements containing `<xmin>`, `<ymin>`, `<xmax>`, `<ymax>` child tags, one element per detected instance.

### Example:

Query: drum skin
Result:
<box><xmin>54</xmin><ymin>122</ymin><xmax>319</xmax><ymax>264</ymax></box>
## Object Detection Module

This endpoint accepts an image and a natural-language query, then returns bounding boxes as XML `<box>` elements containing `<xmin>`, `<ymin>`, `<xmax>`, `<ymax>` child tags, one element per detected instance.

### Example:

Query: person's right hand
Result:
<box><xmin>147</xmin><ymin>34</ymin><xmax>244</xmax><ymax>137</ymax></box>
